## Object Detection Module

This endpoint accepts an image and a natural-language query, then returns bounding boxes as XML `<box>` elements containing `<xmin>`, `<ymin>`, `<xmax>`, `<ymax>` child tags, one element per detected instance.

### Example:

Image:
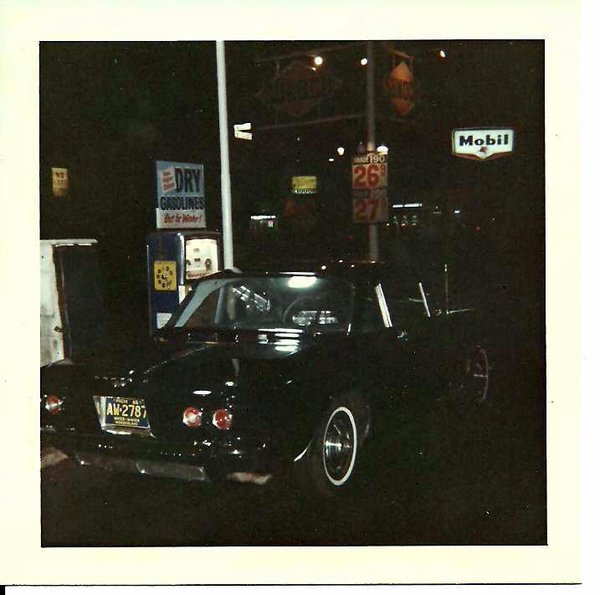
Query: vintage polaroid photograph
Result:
<box><xmin>38</xmin><ymin>38</ymin><xmax>546</xmax><ymax>547</ymax></box>
<box><xmin>0</xmin><ymin>0</ymin><xmax>581</xmax><ymax>587</ymax></box>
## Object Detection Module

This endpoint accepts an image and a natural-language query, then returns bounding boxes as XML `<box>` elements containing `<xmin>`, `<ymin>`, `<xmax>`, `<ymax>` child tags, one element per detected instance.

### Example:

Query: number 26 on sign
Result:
<box><xmin>352</xmin><ymin>163</ymin><xmax>387</xmax><ymax>189</ymax></box>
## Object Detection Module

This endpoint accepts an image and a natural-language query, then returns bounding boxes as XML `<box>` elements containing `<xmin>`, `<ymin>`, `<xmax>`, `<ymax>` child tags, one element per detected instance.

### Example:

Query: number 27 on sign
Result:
<box><xmin>353</xmin><ymin>197</ymin><xmax>386</xmax><ymax>223</ymax></box>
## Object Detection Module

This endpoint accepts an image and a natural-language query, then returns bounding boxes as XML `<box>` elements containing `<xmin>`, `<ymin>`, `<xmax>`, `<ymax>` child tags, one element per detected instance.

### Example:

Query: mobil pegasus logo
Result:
<box><xmin>452</xmin><ymin>128</ymin><xmax>515</xmax><ymax>160</ymax></box>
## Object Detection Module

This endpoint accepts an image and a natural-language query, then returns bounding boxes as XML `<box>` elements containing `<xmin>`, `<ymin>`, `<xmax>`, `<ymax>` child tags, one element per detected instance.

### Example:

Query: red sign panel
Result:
<box><xmin>353</xmin><ymin>192</ymin><xmax>388</xmax><ymax>223</ymax></box>
<box><xmin>352</xmin><ymin>153</ymin><xmax>388</xmax><ymax>190</ymax></box>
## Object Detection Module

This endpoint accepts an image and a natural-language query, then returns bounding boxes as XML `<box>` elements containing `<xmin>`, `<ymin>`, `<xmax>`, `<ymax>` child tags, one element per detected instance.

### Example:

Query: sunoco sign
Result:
<box><xmin>452</xmin><ymin>128</ymin><xmax>515</xmax><ymax>161</ymax></box>
<box><xmin>384</xmin><ymin>60</ymin><xmax>415</xmax><ymax>117</ymax></box>
<box><xmin>256</xmin><ymin>60</ymin><xmax>342</xmax><ymax>119</ymax></box>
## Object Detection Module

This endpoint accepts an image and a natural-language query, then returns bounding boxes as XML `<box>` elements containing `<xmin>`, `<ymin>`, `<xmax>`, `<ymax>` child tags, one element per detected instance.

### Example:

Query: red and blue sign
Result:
<box><xmin>155</xmin><ymin>161</ymin><xmax>205</xmax><ymax>229</ymax></box>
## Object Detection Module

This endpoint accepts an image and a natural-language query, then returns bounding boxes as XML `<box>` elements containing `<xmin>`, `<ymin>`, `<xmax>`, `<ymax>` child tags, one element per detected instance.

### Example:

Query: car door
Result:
<box><xmin>350</xmin><ymin>280</ymin><xmax>407</xmax><ymax>399</ymax></box>
<box><xmin>380</xmin><ymin>273</ymin><xmax>446</xmax><ymax>403</ymax></box>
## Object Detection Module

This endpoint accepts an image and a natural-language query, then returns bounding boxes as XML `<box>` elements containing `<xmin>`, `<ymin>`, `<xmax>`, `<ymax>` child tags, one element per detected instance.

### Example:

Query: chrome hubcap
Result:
<box><xmin>468</xmin><ymin>346</ymin><xmax>490</xmax><ymax>402</ymax></box>
<box><xmin>323</xmin><ymin>407</ymin><xmax>357</xmax><ymax>485</ymax></box>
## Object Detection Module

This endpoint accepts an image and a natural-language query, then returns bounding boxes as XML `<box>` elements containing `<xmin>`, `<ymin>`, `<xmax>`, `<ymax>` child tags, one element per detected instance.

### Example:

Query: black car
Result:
<box><xmin>41</xmin><ymin>261</ymin><xmax>490</xmax><ymax>497</ymax></box>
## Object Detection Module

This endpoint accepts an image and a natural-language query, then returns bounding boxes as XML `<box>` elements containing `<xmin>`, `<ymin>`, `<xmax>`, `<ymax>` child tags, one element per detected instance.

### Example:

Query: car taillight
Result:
<box><xmin>45</xmin><ymin>395</ymin><xmax>63</xmax><ymax>415</ymax></box>
<box><xmin>212</xmin><ymin>408</ymin><xmax>232</xmax><ymax>431</ymax></box>
<box><xmin>182</xmin><ymin>407</ymin><xmax>203</xmax><ymax>428</ymax></box>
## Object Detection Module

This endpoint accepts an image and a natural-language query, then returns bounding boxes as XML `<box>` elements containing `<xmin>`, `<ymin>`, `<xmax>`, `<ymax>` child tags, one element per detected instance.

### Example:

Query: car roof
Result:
<box><xmin>216</xmin><ymin>259</ymin><xmax>422</xmax><ymax>285</ymax></box>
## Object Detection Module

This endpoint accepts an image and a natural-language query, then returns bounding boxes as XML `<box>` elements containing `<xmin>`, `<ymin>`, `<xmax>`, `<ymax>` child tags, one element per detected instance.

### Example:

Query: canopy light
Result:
<box><xmin>392</xmin><ymin>203</ymin><xmax>423</xmax><ymax>209</ymax></box>
<box><xmin>360</xmin><ymin>57</ymin><xmax>368</xmax><ymax>66</ymax></box>
<box><xmin>439</xmin><ymin>50</ymin><xmax>447</xmax><ymax>58</ymax></box>
<box><xmin>328</xmin><ymin>157</ymin><xmax>335</xmax><ymax>162</ymax></box>
<box><xmin>376</xmin><ymin>143</ymin><xmax>389</xmax><ymax>154</ymax></box>
<box><xmin>313</xmin><ymin>56</ymin><xmax>324</xmax><ymax>66</ymax></box>
<box><xmin>337</xmin><ymin>146</ymin><xmax>345</xmax><ymax>156</ymax></box>
<box><xmin>288</xmin><ymin>276</ymin><xmax>317</xmax><ymax>289</ymax></box>
<box><xmin>251</xmin><ymin>215</ymin><xmax>277</xmax><ymax>221</ymax></box>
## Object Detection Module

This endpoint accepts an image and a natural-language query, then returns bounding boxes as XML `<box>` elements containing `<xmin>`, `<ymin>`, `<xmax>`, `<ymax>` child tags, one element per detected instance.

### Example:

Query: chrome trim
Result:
<box><xmin>293</xmin><ymin>444</ymin><xmax>310</xmax><ymax>462</ymax></box>
<box><xmin>418</xmin><ymin>282</ymin><xmax>431</xmax><ymax>318</ymax></box>
<box><xmin>74</xmin><ymin>452</ymin><xmax>209</xmax><ymax>482</ymax></box>
<box><xmin>374</xmin><ymin>283</ymin><xmax>392</xmax><ymax>328</ymax></box>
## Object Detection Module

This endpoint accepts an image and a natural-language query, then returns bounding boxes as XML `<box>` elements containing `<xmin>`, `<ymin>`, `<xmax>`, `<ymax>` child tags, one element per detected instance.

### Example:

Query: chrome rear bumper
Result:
<box><xmin>73</xmin><ymin>451</ymin><xmax>210</xmax><ymax>482</ymax></box>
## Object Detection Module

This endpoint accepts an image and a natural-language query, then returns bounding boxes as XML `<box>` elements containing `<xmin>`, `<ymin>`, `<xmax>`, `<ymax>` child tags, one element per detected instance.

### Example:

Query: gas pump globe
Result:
<box><xmin>146</xmin><ymin>230</ymin><xmax>222</xmax><ymax>334</ymax></box>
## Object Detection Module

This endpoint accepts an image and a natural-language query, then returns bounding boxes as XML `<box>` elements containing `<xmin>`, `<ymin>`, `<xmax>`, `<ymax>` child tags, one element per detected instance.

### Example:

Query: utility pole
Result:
<box><xmin>216</xmin><ymin>41</ymin><xmax>234</xmax><ymax>269</ymax></box>
<box><xmin>366</xmin><ymin>40</ymin><xmax>379</xmax><ymax>261</ymax></box>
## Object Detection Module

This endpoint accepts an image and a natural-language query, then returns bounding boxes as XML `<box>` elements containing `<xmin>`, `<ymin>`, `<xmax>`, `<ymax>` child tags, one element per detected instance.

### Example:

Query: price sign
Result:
<box><xmin>352</xmin><ymin>158</ymin><xmax>388</xmax><ymax>189</ymax></box>
<box><xmin>352</xmin><ymin>152</ymin><xmax>389</xmax><ymax>223</ymax></box>
<box><xmin>353</xmin><ymin>191</ymin><xmax>388</xmax><ymax>223</ymax></box>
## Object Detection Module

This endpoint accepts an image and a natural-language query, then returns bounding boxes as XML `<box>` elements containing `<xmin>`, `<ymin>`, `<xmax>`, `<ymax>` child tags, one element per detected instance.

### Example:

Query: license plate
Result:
<box><xmin>94</xmin><ymin>396</ymin><xmax>150</xmax><ymax>434</ymax></box>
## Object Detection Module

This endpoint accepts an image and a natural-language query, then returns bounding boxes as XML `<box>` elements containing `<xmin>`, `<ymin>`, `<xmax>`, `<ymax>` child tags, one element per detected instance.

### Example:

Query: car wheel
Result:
<box><xmin>457</xmin><ymin>344</ymin><xmax>490</xmax><ymax>405</ymax></box>
<box><xmin>295</xmin><ymin>396</ymin><xmax>363</xmax><ymax>497</ymax></box>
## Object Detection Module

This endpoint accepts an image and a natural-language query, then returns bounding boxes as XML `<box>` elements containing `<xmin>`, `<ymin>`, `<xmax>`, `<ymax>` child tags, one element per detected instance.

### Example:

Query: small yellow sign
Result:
<box><xmin>154</xmin><ymin>261</ymin><xmax>177</xmax><ymax>291</ymax></box>
<box><xmin>291</xmin><ymin>176</ymin><xmax>318</xmax><ymax>195</ymax></box>
<box><xmin>51</xmin><ymin>167</ymin><xmax>69</xmax><ymax>197</ymax></box>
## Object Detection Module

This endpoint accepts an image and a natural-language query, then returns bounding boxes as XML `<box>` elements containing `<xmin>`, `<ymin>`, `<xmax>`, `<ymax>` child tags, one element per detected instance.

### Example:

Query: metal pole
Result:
<box><xmin>366</xmin><ymin>41</ymin><xmax>379</xmax><ymax>261</ymax></box>
<box><xmin>216</xmin><ymin>41</ymin><xmax>234</xmax><ymax>269</ymax></box>
<box><xmin>444</xmin><ymin>263</ymin><xmax>449</xmax><ymax>313</ymax></box>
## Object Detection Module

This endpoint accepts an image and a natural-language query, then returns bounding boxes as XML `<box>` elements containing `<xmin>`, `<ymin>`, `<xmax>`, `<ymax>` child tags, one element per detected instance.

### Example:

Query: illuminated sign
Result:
<box><xmin>291</xmin><ymin>176</ymin><xmax>318</xmax><ymax>195</ymax></box>
<box><xmin>352</xmin><ymin>152</ymin><xmax>389</xmax><ymax>223</ymax></box>
<box><xmin>351</xmin><ymin>152</ymin><xmax>388</xmax><ymax>190</ymax></box>
<box><xmin>384</xmin><ymin>59</ymin><xmax>415</xmax><ymax>117</ymax></box>
<box><xmin>452</xmin><ymin>128</ymin><xmax>515</xmax><ymax>160</ymax></box>
<box><xmin>155</xmin><ymin>161</ymin><xmax>205</xmax><ymax>229</ymax></box>
<box><xmin>184</xmin><ymin>238</ymin><xmax>219</xmax><ymax>280</ymax></box>
<box><xmin>233</xmin><ymin>122</ymin><xmax>252</xmax><ymax>140</ymax></box>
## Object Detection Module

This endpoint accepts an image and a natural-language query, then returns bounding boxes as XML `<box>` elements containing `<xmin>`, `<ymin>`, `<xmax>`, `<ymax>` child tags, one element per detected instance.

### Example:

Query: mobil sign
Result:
<box><xmin>452</xmin><ymin>128</ymin><xmax>515</xmax><ymax>161</ymax></box>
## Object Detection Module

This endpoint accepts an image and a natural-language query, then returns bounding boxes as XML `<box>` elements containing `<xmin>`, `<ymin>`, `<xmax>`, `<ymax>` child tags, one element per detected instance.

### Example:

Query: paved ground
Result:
<box><xmin>41</xmin><ymin>447</ymin><xmax>68</xmax><ymax>469</ymax></box>
<box><xmin>41</xmin><ymin>342</ymin><xmax>546</xmax><ymax>546</ymax></box>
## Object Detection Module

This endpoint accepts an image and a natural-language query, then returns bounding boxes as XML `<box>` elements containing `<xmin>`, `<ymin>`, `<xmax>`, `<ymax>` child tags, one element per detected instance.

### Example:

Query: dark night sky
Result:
<box><xmin>40</xmin><ymin>40</ymin><xmax>544</xmax><ymax>229</ymax></box>
<box><xmin>39</xmin><ymin>40</ymin><xmax>545</xmax><ymax>333</ymax></box>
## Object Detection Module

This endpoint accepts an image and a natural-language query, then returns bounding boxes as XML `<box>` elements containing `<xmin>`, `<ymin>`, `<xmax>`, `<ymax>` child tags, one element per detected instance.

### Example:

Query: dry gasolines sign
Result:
<box><xmin>155</xmin><ymin>161</ymin><xmax>205</xmax><ymax>229</ymax></box>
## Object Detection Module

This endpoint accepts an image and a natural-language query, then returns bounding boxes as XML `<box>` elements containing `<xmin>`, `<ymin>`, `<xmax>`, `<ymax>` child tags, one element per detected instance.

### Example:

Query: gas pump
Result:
<box><xmin>146</xmin><ymin>230</ymin><xmax>222</xmax><ymax>334</ymax></box>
